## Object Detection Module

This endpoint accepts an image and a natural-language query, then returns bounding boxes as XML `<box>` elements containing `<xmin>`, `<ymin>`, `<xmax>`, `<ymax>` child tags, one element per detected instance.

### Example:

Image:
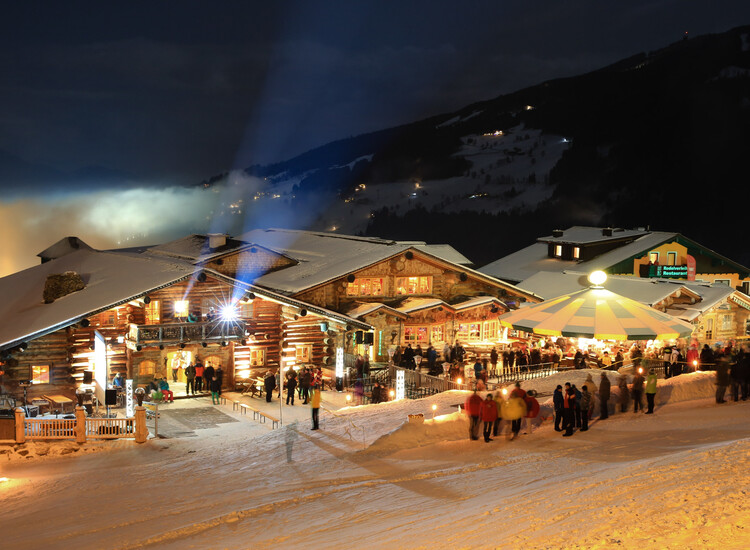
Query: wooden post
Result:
<box><xmin>134</xmin><ymin>406</ymin><xmax>148</xmax><ymax>443</ymax></box>
<box><xmin>75</xmin><ymin>405</ymin><xmax>87</xmax><ymax>444</ymax></box>
<box><xmin>14</xmin><ymin>407</ymin><xmax>25</xmax><ymax>444</ymax></box>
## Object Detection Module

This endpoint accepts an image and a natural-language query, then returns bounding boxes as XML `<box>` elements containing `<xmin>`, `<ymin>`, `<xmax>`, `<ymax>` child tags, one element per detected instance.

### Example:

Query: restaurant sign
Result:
<box><xmin>730</xmin><ymin>294</ymin><xmax>750</xmax><ymax>311</ymax></box>
<box><xmin>645</xmin><ymin>265</ymin><xmax>689</xmax><ymax>279</ymax></box>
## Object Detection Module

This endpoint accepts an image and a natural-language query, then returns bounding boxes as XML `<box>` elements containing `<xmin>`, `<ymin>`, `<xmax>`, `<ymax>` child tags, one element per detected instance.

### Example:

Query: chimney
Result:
<box><xmin>602</xmin><ymin>227</ymin><xmax>614</xmax><ymax>237</ymax></box>
<box><xmin>552</xmin><ymin>229</ymin><xmax>564</xmax><ymax>238</ymax></box>
<box><xmin>207</xmin><ymin>233</ymin><xmax>227</xmax><ymax>249</ymax></box>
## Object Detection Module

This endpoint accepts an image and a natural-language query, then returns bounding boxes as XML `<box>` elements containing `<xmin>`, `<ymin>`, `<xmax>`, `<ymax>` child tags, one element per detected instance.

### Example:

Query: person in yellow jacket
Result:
<box><xmin>501</xmin><ymin>392</ymin><xmax>527</xmax><ymax>440</ymax></box>
<box><xmin>310</xmin><ymin>384</ymin><xmax>322</xmax><ymax>430</ymax></box>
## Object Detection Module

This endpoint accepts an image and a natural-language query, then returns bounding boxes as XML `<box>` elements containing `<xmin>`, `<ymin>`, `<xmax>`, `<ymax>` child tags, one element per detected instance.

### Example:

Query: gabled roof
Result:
<box><xmin>0</xmin><ymin>248</ymin><xmax>198</xmax><ymax>350</ymax></box>
<box><xmin>538</xmin><ymin>226</ymin><xmax>650</xmax><ymax>245</ymax></box>
<box><xmin>37</xmin><ymin>236</ymin><xmax>94</xmax><ymax>262</ymax></box>
<box><xmin>344</xmin><ymin>302</ymin><xmax>408</xmax><ymax>320</ymax></box>
<box><xmin>452</xmin><ymin>296</ymin><xmax>507</xmax><ymax>311</ymax></box>
<box><xmin>239</xmin><ymin>228</ymin><xmax>538</xmax><ymax>300</ymax></box>
<box><xmin>480</xmin><ymin>227</ymin><xmax>750</xmax><ymax>283</ymax></box>
<box><xmin>479</xmin><ymin>230</ymin><xmax>679</xmax><ymax>283</ymax></box>
<box><xmin>517</xmin><ymin>271</ymin><xmax>737</xmax><ymax>323</ymax></box>
<box><xmin>0</xmin><ymin>244</ymin><xmax>371</xmax><ymax>351</ymax></box>
<box><xmin>396</xmin><ymin>298</ymin><xmax>453</xmax><ymax>315</ymax></box>
<box><xmin>144</xmin><ymin>234</ymin><xmax>289</xmax><ymax>264</ymax></box>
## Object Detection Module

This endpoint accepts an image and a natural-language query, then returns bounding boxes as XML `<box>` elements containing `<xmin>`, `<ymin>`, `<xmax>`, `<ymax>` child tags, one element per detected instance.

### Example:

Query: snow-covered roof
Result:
<box><xmin>412</xmin><ymin>244</ymin><xmax>472</xmax><ymax>266</ymax></box>
<box><xmin>145</xmin><ymin>234</ymin><xmax>284</xmax><ymax>263</ymax></box>
<box><xmin>0</xmin><ymin>248</ymin><xmax>198</xmax><ymax>350</ymax></box>
<box><xmin>452</xmin><ymin>295</ymin><xmax>507</xmax><ymax>311</ymax></box>
<box><xmin>396</xmin><ymin>298</ymin><xmax>451</xmax><ymax>314</ymax></box>
<box><xmin>479</xmin><ymin>230</ymin><xmax>678</xmax><ymax>283</ymax></box>
<box><xmin>344</xmin><ymin>302</ymin><xmax>408</xmax><ymax>320</ymax></box>
<box><xmin>517</xmin><ymin>271</ymin><xmax>738</xmax><ymax>322</ymax></box>
<box><xmin>538</xmin><ymin>226</ymin><xmax>650</xmax><ymax>244</ymax></box>
<box><xmin>36</xmin><ymin>236</ymin><xmax>94</xmax><ymax>261</ymax></box>
<box><xmin>238</xmin><ymin>228</ymin><xmax>531</xmax><ymax>298</ymax></box>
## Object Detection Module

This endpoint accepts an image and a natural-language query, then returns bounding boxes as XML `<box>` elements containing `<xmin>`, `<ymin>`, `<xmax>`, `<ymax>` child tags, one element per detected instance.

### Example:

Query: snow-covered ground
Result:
<box><xmin>2</xmin><ymin>370</ymin><xmax>749</xmax><ymax>549</ymax></box>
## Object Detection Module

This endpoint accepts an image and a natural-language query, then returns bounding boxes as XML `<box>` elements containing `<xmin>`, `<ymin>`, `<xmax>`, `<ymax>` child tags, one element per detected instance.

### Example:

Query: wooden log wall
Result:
<box><xmin>233</xmin><ymin>298</ymin><xmax>282</xmax><ymax>376</ymax></box>
<box><xmin>3</xmin><ymin>331</ymin><xmax>71</xmax><ymax>402</ymax></box>
<box><xmin>280</xmin><ymin>305</ymin><xmax>336</xmax><ymax>368</ymax></box>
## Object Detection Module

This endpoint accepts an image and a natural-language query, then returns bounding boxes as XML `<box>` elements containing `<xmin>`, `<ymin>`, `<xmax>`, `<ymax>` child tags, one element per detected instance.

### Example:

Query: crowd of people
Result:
<box><xmin>464</xmin><ymin>382</ymin><xmax>540</xmax><ymax>442</ymax></box>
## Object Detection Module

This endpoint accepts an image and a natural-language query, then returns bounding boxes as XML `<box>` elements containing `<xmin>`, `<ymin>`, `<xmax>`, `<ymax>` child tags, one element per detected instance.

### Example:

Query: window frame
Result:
<box><xmin>395</xmin><ymin>276</ymin><xmax>433</xmax><ymax>296</ymax></box>
<box><xmin>30</xmin><ymin>364</ymin><xmax>50</xmax><ymax>385</ymax></box>
<box><xmin>346</xmin><ymin>277</ymin><xmax>385</xmax><ymax>297</ymax></box>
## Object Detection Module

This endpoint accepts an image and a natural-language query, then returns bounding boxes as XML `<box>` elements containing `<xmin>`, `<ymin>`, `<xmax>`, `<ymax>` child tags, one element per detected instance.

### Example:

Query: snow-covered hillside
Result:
<box><xmin>2</xmin><ymin>369</ymin><xmax>749</xmax><ymax>549</ymax></box>
<box><xmin>210</xmin><ymin>125</ymin><xmax>571</xmax><ymax>237</ymax></box>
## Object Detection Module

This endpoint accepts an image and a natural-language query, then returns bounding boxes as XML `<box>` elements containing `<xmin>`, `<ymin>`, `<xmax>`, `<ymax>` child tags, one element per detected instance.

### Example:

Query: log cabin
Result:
<box><xmin>0</xmin><ymin>237</ymin><xmax>370</xmax><ymax>409</ymax></box>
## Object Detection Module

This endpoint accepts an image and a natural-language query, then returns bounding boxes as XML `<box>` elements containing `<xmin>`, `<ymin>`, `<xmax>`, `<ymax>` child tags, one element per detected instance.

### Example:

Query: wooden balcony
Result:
<box><xmin>126</xmin><ymin>321</ymin><xmax>246</xmax><ymax>349</ymax></box>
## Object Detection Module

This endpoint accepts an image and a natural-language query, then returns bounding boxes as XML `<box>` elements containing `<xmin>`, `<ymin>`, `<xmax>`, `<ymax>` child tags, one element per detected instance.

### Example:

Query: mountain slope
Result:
<box><xmin>208</xmin><ymin>25</ymin><xmax>750</xmax><ymax>267</ymax></box>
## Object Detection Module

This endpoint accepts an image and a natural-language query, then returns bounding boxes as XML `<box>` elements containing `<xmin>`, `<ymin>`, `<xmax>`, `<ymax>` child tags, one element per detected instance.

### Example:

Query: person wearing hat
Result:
<box><xmin>645</xmin><ymin>368</ymin><xmax>658</xmax><ymax>414</ymax></box>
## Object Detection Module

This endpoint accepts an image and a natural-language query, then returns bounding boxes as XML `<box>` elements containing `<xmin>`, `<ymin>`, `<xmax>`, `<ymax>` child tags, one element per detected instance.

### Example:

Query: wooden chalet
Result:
<box><xmin>237</xmin><ymin>229</ymin><xmax>542</xmax><ymax>361</ymax></box>
<box><xmin>0</xmin><ymin>237</ymin><xmax>369</xmax><ymax>407</ymax></box>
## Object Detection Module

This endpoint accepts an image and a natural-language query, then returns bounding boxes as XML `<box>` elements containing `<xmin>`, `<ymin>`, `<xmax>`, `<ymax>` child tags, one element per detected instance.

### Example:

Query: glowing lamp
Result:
<box><xmin>456</xmin><ymin>378</ymin><xmax>462</xmax><ymax>385</ymax></box>
<box><xmin>389</xmin><ymin>390</ymin><xmax>395</xmax><ymax>398</ymax></box>
<box><xmin>693</xmin><ymin>360</ymin><xmax>698</xmax><ymax>367</ymax></box>
<box><xmin>432</xmin><ymin>404</ymin><xmax>437</xmax><ymax>411</ymax></box>
<box><xmin>346</xmin><ymin>394</ymin><xmax>352</xmax><ymax>403</ymax></box>
<box><xmin>501</xmin><ymin>388</ymin><xmax>508</xmax><ymax>395</ymax></box>
<box><xmin>588</xmin><ymin>271</ymin><xmax>607</xmax><ymax>286</ymax></box>
<box><xmin>638</xmin><ymin>367</ymin><xmax>643</xmax><ymax>374</ymax></box>
<box><xmin>221</xmin><ymin>305</ymin><xmax>238</xmax><ymax>322</ymax></box>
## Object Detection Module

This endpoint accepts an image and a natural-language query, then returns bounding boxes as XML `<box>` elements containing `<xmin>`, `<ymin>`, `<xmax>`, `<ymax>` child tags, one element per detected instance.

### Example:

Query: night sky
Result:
<box><xmin>1</xmin><ymin>1</ymin><xmax>749</xmax><ymax>275</ymax></box>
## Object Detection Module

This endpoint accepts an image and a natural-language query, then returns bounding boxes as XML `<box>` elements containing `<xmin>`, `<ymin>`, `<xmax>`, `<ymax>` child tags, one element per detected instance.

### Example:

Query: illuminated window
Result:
<box><xmin>238</xmin><ymin>300</ymin><xmax>254</xmax><ymax>318</ymax></box>
<box><xmin>395</xmin><ymin>276</ymin><xmax>432</xmax><ymax>295</ymax></box>
<box><xmin>706</xmin><ymin>318</ymin><xmax>714</xmax><ymax>340</ymax></box>
<box><xmin>173</xmin><ymin>300</ymin><xmax>189</xmax><ymax>317</ymax></box>
<box><xmin>346</xmin><ymin>278</ymin><xmax>384</xmax><ymax>296</ymax></box>
<box><xmin>404</xmin><ymin>326</ymin><xmax>429</xmax><ymax>345</ymax></box>
<box><xmin>296</xmin><ymin>344</ymin><xmax>312</xmax><ymax>364</ymax></box>
<box><xmin>145</xmin><ymin>300</ymin><xmax>160</xmax><ymax>324</ymax></box>
<box><xmin>483</xmin><ymin>320</ymin><xmax>499</xmax><ymax>340</ymax></box>
<box><xmin>649</xmin><ymin>252</ymin><xmax>659</xmax><ymax>264</ymax></box>
<box><xmin>573</xmin><ymin>247</ymin><xmax>580</xmax><ymax>259</ymax></box>
<box><xmin>31</xmin><ymin>365</ymin><xmax>49</xmax><ymax>384</ymax></box>
<box><xmin>250</xmin><ymin>349</ymin><xmax>265</xmax><ymax>366</ymax></box>
<box><xmin>722</xmin><ymin>315</ymin><xmax>733</xmax><ymax>331</ymax></box>
<box><xmin>667</xmin><ymin>252</ymin><xmax>677</xmax><ymax>266</ymax></box>
<box><xmin>456</xmin><ymin>323</ymin><xmax>482</xmax><ymax>342</ymax></box>
<box><xmin>554</xmin><ymin>245</ymin><xmax>562</xmax><ymax>257</ymax></box>
<box><xmin>139</xmin><ymin>360</ymin><xmax>155</xmax><ymax>376</ymax></box>
<box><xmin>431</xmin><ymin>324</ymin><xmax>444</xmax><ymax>344</ymax></box>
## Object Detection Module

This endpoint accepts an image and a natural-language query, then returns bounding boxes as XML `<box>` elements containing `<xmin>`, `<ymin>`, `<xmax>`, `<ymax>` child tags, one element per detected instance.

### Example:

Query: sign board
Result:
<box><xmin>93</xmin><ymin>330</ymin><xmax>107</xmax><ymax>409</ymax></box>
<box><xmin>686</xmin><ymin>255</ymin><xmax>696</xmax><ymax>281</ymax></box>
<box><xmin>126</xmin><ymin>379</ymin><xmax>134</xmax><ymax>417</ymax></box>
<box><xmin>335</xmin><ymin>347</ymin><xmax>344</xmax><ymax>378</ymax></box>
<box><xmin>396</xmin><ymin>370</ymin><xmax>405</xmax><ymax>400</ymax></box>
<box><xmin>646</xmin><ymin>264</ymin><xmax>689</xmax><ymax>279</ymax></box>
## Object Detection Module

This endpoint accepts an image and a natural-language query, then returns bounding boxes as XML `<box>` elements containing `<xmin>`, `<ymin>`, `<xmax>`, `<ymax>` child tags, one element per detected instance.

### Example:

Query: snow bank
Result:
<box><xmin>364</xmin><ymin>411</ymin><xmax>469</xmax><ymax>455</ymax></box>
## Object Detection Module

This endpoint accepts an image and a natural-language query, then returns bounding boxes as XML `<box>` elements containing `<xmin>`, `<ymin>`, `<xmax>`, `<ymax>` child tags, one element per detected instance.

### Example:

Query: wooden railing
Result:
<box><xmin>86</xmin><ymin>417</ymin><xmax>136</xmax><ymax>439</ymax></box>
<box><xmin>25</xmin><ymin>418</ymin><xmax>77</xmax><ymax>440</ymax></box>
<box><xmin>127</xmin><ymin>321</ymin><xmax>245</xmax><ymax>348</ymax></box>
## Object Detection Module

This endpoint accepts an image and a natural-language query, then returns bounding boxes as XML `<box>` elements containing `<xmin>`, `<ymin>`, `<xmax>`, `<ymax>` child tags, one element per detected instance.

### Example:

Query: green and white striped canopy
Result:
<box><xmin>499</xmin><ymin>286</ymin><xmax>694</xmax><ymax>341</ymax></box>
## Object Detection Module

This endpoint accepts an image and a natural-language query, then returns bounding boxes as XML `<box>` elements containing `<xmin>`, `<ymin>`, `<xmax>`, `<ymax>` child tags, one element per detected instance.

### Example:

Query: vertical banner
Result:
<box><xmin>126</xmin><ymin>379</ymin><xmax>134</xmax><ymax>417</ymax></box>
<box><xmin>396</xmin><ymin>370</ymin><xmax>405</xmax><ymax>400</ymax></box>
<box><xmin>335</xmin><ymin>347</ymin><xmax>344</xmax><ymax>378</ymax></box>
<box><xmin>686</xmin><ymin>255</ymin><xmax>696</xmax><ymax>281</ymax></box>
<box><xmin>93</xmin><ymin>330</ymin><xmax>107</xmax><ymax>408</ymax></box>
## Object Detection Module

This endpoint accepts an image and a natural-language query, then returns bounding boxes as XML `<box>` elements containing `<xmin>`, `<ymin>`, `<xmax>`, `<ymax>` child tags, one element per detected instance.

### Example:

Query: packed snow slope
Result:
<box><xmin>2</xmin><ymin>370</ymin><xmax>749</xmax><ymax>550</ymax></box>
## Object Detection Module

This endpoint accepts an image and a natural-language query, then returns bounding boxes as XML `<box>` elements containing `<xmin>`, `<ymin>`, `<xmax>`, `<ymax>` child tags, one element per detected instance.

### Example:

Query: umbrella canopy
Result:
<box><xmin>498</xmin><ymin>286</ymin><xmax>694</xmax><ymax>341</ymax></box>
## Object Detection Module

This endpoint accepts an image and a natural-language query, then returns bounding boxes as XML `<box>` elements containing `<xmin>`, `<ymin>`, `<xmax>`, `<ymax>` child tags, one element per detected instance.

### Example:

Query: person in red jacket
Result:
<box><xmin>523</xmin><ymin>390</ymin><xmax>540</xmax><ymax>434</ymax></box>
<box><xmin>510</xmin><ymin>381</ymin><xmax>527</xmax><ymax>400</ymax></box>
<box><xmin>464</xmin><ymin>390</ymin><xmax>483</xmax><ymax>440</ymax></box>
<box><xmin>480</xmin><ymin>394</ymin><xmax>499</xmax><ymax>442</ymax></box>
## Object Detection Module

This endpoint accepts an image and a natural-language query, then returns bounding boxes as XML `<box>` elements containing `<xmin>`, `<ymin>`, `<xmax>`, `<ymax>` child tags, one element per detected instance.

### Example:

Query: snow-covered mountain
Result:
<box><xmin>203</xmin><ymin>25</ymin><xmax>750</xmax><ymax>267</ymax></box>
